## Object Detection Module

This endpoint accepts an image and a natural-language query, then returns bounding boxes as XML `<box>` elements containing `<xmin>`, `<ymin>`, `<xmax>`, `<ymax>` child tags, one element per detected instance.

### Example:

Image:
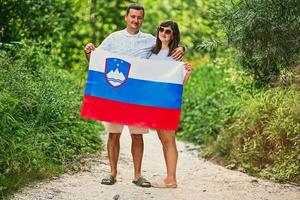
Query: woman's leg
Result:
<box><xmin>157</xmin><ymin>130</ymin><xmax>178</xmax><ymax>185</ymax></box>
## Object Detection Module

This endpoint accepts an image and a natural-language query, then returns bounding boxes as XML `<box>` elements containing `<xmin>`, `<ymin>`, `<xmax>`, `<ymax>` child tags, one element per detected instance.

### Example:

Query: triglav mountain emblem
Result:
<box><xmin>105</xmin><ymin>57</ymin><xmax>131</xmax><ymax>87</ymax></box>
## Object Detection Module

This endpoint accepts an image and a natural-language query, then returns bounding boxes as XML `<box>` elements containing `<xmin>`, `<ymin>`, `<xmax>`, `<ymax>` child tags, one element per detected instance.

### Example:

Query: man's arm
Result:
<box><xmin>171</xmin><ymin>46</ymin><xmax>185</xmax><ymax>61</ymax></box>
<box><xmin>84</xmin><ymin>43</ymin><xmax>96</xmax><ymax>62</ymax></box>
<box><xmin>85</xmin><ymin>33</ymin><xmax>115</xmax><ymax>62</ymax></box>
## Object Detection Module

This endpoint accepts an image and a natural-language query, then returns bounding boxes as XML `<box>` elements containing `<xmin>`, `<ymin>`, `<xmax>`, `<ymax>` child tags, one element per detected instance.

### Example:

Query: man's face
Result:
<box><xmin>125</xmin><ymin>9</ymin><xmax>144</xmax><ymax>31</ymax></box>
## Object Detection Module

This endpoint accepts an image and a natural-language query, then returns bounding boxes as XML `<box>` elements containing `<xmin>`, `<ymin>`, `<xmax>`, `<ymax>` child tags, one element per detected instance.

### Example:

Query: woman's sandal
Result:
<box><xmin>132</xmin><ymin>176</ymin><xmax>151</xmax><ymax>188</ymax></box>
<box><xmin>151</xmin><ymin>180</ymin><xmax>177</xmax><ymax>188</ymax></box>
<box><xmin>101</xmin><ymin>175</ymin><xmax>117</xmax><ymax>185</ymax></box>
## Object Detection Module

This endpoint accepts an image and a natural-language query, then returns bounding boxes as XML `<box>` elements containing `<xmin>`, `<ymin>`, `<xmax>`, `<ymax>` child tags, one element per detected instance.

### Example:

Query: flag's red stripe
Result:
<box><xmin>80</xmin><ymin>95</ymin><xmax>181</xmax><ymax>130</ymax></box>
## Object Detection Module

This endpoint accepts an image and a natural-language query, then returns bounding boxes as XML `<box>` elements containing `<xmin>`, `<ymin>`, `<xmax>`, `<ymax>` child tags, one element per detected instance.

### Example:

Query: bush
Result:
<box><xmin>203</xmin><ymin>78</ymin><xmax>300</xmax><ymax>183</ymax></box>
<box><xmin>178</xmin><ymin>55</ymin><xmax>256</xmax><ymax>145</ymax></box>
<box><xmin>222</xmin><ymin>0</ymin><xmax>300</xmax><ymax>83</ymax></box>
<box><xmin>0</xmin><ymin>43</ymin><xmax>103</xmax><ymax>196</ymax></box>
<box><xmin>179</xmin><ymin>52</ymin><xmax>300</xmax><ymax>183</ymax></box>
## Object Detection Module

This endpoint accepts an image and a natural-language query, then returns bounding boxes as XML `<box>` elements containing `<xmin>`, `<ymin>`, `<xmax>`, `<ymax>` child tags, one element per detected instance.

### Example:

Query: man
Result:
<box><xmin>84</xmin><ymin>4</ymin><xmax>184</xmax><ymax>187</ymax></box>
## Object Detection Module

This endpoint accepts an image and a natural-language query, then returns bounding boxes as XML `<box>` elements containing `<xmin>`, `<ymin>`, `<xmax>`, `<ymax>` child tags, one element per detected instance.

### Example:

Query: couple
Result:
<box><xmin>84</xmin><ymin>4</ymin><xmax>192</xmax><ymax>188</ymax></box>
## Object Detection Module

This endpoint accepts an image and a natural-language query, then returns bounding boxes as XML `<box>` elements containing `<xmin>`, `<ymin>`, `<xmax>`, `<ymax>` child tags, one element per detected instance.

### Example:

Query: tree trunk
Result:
<box><xmin>91</xmin><ymin>0</ymin><xmax>97</xmax><ymax>44</ymax></box>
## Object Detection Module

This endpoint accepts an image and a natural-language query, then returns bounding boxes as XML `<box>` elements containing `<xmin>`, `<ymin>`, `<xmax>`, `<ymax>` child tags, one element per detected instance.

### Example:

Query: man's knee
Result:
<box><xmin>131</xmin><ymin>134</ymin><xmax>143</xmax><ymax>142</ymax></box>
<box><xmin>108</xmin><ymin>132</ymin><xmax>121</xmax><ymax>141</ymax></box>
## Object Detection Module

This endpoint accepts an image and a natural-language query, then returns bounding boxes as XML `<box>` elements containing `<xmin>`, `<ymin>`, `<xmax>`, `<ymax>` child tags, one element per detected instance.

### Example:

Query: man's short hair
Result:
<box><xmin>126</xmin><ymin>4</ymin><xmax>144</xmax><ymax>16</ymax></box>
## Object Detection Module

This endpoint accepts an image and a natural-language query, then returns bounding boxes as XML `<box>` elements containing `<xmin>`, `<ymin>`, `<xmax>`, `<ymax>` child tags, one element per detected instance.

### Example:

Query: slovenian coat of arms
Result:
<box><xmin>105</xmin><ymin>57</ymin><xmax>131</xmax><ymax>87</ymax></box>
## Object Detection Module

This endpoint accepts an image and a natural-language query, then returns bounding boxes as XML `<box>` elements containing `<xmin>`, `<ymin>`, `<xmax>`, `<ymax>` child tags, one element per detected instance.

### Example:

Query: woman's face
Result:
<box><xmin>158</xmin><ymin>26</ymin><xmax>173</xmax><ymax>43</ymax></box>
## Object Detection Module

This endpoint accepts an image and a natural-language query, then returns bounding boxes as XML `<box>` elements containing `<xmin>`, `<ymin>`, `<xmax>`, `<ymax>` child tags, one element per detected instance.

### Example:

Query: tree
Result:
<box><xmin>222</xmin><ymin>0</ymin><xmax>300</xmax><ymax>83</ymax></box>
<box><xmin>0</xmin><ymin>0</ymin><xmax>77</xmax><ymax>43</ymax></box>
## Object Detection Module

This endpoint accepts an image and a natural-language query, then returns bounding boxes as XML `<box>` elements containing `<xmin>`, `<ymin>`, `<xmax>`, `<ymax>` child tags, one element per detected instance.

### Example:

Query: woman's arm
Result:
<box><xmin>183</xmin><ymin>63</ymin><xmax>192</xmax><ymax>84</ymax></box>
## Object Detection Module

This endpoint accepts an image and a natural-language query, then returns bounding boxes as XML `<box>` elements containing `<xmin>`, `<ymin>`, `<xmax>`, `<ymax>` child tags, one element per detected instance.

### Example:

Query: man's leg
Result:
<box><xmin>101</xmin><ymin>123</ymin><xmax>123</xmax><ymax>185</ymax></box>
<box><xmin>129</xmin><ymin>126</ymin><xmax>151</xmax><ymax>187</ymax></box>
<box><xmin>107</xmin><ymin>132</ymin><xmax>121</xmax><ymax>177</ymax></box>
<box><xmin>131</xmin><ymin>134</ymin><xmax>144</xmax><ymax>180</ymax></box>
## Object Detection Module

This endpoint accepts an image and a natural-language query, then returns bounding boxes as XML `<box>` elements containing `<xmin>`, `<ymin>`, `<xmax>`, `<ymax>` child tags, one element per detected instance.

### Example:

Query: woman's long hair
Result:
<box><xmin>151</xmin><ymin>20</ymin><xmax>180</xmax><ymax>56</ymax></box>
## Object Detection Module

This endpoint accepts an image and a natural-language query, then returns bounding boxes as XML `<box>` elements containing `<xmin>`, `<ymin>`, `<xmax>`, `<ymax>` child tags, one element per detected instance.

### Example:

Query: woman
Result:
<box><xmin>149</xmin><ymin>20</ymin><xmax>192</xmax><ymax>188</ymax></box>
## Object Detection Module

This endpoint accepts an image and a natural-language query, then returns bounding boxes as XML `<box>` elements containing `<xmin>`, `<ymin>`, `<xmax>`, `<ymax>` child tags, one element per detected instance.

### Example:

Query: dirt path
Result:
<box><xmin>12</xmin><ymin>128</ymin><xmax>300</xmax><ymax>200</ymax></box>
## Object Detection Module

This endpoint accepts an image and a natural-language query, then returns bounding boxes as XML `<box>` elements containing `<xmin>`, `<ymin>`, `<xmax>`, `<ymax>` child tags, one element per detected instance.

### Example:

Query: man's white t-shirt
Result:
<box><xmin>99</xmin><ymin>29</ymin><xmax>156</xmax><ymax>59</ymax></box>
<box><xmin>98</xmin><ymin>28</ymin><xmax>155</xmax><ymax>131</ymax></box>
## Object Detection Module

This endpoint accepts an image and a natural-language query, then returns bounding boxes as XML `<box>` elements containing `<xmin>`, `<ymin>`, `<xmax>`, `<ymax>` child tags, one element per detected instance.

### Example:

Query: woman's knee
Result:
<box><xmin>158</xmin><ymin>131</ymin><xmax>176</xmax><ymax>147</ymax></box>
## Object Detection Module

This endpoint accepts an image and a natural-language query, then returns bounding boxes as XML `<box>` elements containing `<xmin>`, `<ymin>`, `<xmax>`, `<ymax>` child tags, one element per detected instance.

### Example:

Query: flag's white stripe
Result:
<box><xmin>89</xmin><ymin>48</ymin><xmax>185</xmax><ymax>84</ymax></box>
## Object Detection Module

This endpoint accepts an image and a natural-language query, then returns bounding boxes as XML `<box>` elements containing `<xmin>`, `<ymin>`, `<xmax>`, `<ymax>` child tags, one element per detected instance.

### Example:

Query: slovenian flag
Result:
<box><xmin>80</xmin><ymin>48</ymin><xmax>185</xmax><ymax>130</ymax></box>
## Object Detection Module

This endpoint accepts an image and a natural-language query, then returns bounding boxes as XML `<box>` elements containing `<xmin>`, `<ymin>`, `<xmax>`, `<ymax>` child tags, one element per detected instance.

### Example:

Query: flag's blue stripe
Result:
<box><xmin>84</xmin><ymin>70</ymin><xmax>183</xmax><ymax>109</ymax></box>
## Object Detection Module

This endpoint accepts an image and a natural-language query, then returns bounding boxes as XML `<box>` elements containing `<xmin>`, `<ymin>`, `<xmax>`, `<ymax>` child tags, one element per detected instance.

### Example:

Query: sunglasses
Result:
<box><xmin>158</xmin><ymin>26</ymin><xmax>173</xmax><ymax>35</ymax></box>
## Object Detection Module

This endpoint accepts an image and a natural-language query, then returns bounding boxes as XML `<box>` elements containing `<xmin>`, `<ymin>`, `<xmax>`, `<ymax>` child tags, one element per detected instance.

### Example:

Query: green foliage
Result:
<box><xmin>222</xmin><ymin>0</ymin><xmax>300</xmax><ymax>83</ymax></box>
<box><xmin>179</xmin><ymin>49</ymin><xmax>299</xmax><ymax>183</ymax></box>
<box><xmin>0</xmin><ymin>0</ymin><xmax>227</xmax><ymax>70</ymax></box>
<box><xmin>0</xmin><ymin>0</ymin><xmax>78</xmax><ymax>42</ymax></box>
<box><xmin>0</xmin><ymin>43</ymin><xmax>103</xmax><ymax>196</ymax></box>
<box><xmin>0</xmin><ymin>0</ymin><xmax>136</xmax><ymax>73</ymax></box>
<box><xmin>178</xmin><ymin>53</ymin><xmax>257</xmax><ymax>145</ymax></box>
<box><xmin>202</xmin><ymin>77</ymin><xmax>300</xmax><ymax>183</ymax></box>
<box><xmin>64</xmin><ymin>0</ymin><xmax>135</xmax><ymax>73</ymax></box>
<box><xmin>91</xmin><ymin>0</ymin><xmax>136</xmax><ymax>44</ymax></box>
<box><xmin>140</xmin><ymin>0</ymin><xmax>226</xmax><ymax>59</ymax></box>
<box><xmin>0</xmin><ymin>0</ymin><xmax>82</xmax><ymax>73</ymax></box>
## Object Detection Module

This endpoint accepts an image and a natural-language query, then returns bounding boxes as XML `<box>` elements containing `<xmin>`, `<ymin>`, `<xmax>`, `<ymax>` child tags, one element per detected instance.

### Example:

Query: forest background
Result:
<box><xmin>0</xmin><ymin>0</ymin><xmax>299</xmax><ymax>198</ymax></box>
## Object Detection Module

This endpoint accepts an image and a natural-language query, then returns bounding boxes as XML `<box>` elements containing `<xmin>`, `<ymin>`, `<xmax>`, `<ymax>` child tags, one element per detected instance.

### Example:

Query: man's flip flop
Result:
<box><xmin>151</xmin><ymin>180</ymin><xmax>177</xmax><ymax>188</ymax></box>
<box><xmin>132</xmin><ymin>176</ymin><xmax>151</xmax><ymax>188</ymax></box>
<box><xmin>101</xmin><ymin>175</ymin><xmax>116</xmax><ymax>185</ymax></box>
